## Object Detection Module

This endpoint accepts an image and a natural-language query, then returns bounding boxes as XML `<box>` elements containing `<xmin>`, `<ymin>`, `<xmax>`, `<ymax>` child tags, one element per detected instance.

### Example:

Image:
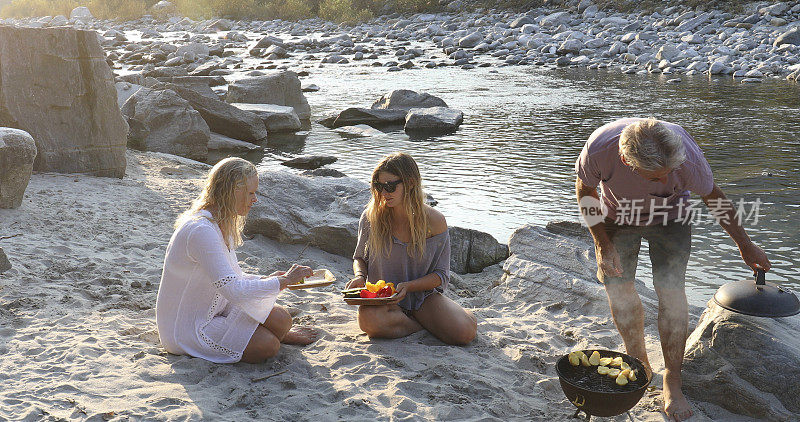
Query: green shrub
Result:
<box><xmin>319</xmin><ymin>0</ymin><xmax>375</xmax><ymax>24</ymax></box>
<box><xmin>1</xmin><ymin>0</ymin><xmax>75</xmax><ymax>17</ymax></box>
<box><xmin>393</xmin><ymin>0</ymin><xmax>440</xmax><ymax>13</ymax></box>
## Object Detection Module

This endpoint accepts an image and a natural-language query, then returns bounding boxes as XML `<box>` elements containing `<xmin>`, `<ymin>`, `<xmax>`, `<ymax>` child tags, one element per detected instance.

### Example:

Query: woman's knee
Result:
<box><xmin>445</xmin><ymin>316</ymin><xmax>477</xmax><ymax>346</ymax></box>
<box><xmin>357</xmin><ymin>307</ymin><xmax>385</xmax><ymax>336</ymax></box>
<box><xmin>241</xmin><ymin>328</ymin><xmax>280</xmax><ymax>363</ymax></box>
<box><xmin>266</xmin><ymin>305</ymin><xmax>293</xmax><ymax>335</ymax></box>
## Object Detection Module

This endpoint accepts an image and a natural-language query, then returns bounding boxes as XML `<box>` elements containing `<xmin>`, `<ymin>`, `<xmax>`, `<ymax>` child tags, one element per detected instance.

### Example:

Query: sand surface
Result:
<box><xmin>0</xmin><ymin>150</ymin><xmax>755</xmax><ymax>421</ymax></box>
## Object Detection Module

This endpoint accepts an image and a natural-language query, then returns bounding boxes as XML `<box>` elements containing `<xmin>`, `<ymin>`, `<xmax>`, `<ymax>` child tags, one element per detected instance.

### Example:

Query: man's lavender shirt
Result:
<box><xmin>575</xmin><ymin>118</ymin><xmax>715</xmax><ymax>226</ymax></box>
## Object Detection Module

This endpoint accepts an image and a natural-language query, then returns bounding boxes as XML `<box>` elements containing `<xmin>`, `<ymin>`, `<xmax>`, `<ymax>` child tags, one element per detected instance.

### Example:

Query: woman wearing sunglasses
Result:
<box><xmin>346</xmin><ymin>153</ymin><xmax>477</xmax><ymax>345</ymax></box>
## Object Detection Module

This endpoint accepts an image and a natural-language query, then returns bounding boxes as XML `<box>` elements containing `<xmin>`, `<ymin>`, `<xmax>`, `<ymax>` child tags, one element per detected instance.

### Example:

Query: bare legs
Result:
<box><xmin>604</xmin><ymin>282</ymin><xmax>693</xmax><ymax>421</ymax></box>
<box><xmin>241</xmin><ymin>305</ymin><xmax>316</xmax><ymax>363</ymax></box>
<box><xmin>357</xmin><ymin>293</ymin><xmax>477</xmax><ymax>345</ymax></box>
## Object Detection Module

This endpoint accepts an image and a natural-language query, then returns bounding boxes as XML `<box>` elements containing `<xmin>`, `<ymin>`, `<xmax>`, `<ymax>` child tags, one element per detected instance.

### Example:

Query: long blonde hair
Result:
<box><xmin>365</xmin><ymin>153</ymin><xmax>429</xmax><ymax>259</ymax></box>
<box><xmin>176</xmin><ymin>157</ymin><xmax>257</xmax><ymax>249</ymax></box>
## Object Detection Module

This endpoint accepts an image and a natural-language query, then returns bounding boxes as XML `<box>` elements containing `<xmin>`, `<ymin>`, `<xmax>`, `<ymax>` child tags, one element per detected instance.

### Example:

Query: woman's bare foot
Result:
<box><xmin>281</xmin><ymin>326</ymin><xmax>318</xmax><ymax>346</ymax></box>
<box><xmin>663</xmin><ymin>370</ymin><xmax>693</xmax><ymax>421</ymax></box>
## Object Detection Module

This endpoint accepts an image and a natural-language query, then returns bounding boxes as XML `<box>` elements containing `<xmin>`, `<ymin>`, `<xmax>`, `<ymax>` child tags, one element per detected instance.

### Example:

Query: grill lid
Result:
<box><xmin>714</xmin><ymin>269</ymin><xmax>800</xmax><ymax>318</ymax></box>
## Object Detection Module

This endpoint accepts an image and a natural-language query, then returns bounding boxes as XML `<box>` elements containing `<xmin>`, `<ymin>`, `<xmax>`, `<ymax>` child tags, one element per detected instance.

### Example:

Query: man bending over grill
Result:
<box><xmin>574</xmin><ymin>118</ymin><xmax>770</xmax><ymax>421</ymax></box>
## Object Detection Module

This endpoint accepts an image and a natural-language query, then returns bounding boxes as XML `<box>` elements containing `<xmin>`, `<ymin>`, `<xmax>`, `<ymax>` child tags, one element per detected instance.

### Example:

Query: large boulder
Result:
<box><xmin>774</xmin><ymin>27</ymin><xmax>800</xmax><ymax>47</ymax></box>
<box><xmin>230</xmin><ymin>103</ymin><xmax>301</xmax><ymax>132</ymax></box>
<box><xmin>682</xmin><ymin>301</ymin><xmax>800</xmax><ymax>420</ymax></box>
<box><xmin>0</xmin><ymin>26</ymin><xmax>128</xmax><ymax>177</ymax></box>
<box><xmin>325</xmin><ymin>108</ymin><xmax>407</xmax><ymax>129</ymax></box>
<box><xmin>166</xmin><ymin>84</ymin><xmax>267</xmax><ymax>143</ymax></box>
<box><xmin>69</xmin><ymin>6</ymin><xmax>93</xmax><ymax>22</ymax></box>
<box><xmin>116</xmin><ymin>82</ymin><xmax>144</xmax><ymax>108</ymax></box>
<box><xmin>404</xmin><ymin>107</ymin><xmax>464</xmax><ymax>135</ymax></box>
<box><xmin>449</xmin><ymin>226</ymin><xmax>509</xmax><ymax>274</ymax></box>
<box><xmin>121</xmin><ymin>87</ymin><xmax>209</xmax><ymax>162</ymax></box>
<box><xmin>225</xmin><ymin>71</ymin><xmax>311</xmax><ymax>120</ymax></box>
<box><xmin>371</xmin><ymin>89</ymin><xmax>448</xmax><ymax>111</ymax></box>
<box><xmin>0</xmin><ymin>128</ymin><xmax>37</xmax><ymax>209</ymax></box>
<box><xmin>245</xmin><ymin>171</ymin><xmax>371</xmax><ymax>257</ymax></box>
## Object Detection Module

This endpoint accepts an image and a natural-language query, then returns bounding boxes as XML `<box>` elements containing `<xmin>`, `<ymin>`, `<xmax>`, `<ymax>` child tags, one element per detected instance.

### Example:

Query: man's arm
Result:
<box><xmin>576</xmin><ymin>177</ymin><xmax>622</xmax><ymax>277</ymax></box>
<box><xmin>701</xmin><ymin>183</ymin><xmax>771</xmax><ymax>271</ymax></box>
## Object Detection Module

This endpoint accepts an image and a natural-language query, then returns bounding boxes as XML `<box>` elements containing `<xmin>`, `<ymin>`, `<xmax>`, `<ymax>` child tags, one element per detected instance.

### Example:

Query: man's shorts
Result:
<box><xmin>596</xmin><ymin>219</ymin><xmax>692</xmax><ymax>289</ymax></box>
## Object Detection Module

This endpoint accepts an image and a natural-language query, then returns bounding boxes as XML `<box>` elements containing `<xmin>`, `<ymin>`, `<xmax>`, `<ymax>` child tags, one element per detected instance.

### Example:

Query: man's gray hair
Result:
<box><xmin>619</xmin><ymin>119</ymin><xmax>687</xmax><ymax>171</ymax></box>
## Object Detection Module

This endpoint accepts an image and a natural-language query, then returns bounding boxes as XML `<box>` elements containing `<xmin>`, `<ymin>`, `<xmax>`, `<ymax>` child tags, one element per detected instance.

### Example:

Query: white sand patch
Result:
<box><xmin>0</xmin><ymin>150</ymin><xmax>741</xmax><ymax>421</ymax></box>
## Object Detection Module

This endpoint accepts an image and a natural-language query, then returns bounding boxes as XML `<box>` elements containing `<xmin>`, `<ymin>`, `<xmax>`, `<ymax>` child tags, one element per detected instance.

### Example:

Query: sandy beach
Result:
<box><xmin>0</xmin><ymin>149</ymin><xmax>763</xmax><ymax>421</ymax></box>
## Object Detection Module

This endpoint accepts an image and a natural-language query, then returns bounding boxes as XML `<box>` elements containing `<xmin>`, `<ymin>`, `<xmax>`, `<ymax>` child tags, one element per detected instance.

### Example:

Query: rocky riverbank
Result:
<box><xmin>3</xmin><ymin>1</ymin><xmax>800</xmax><ymax>84</ymax></box>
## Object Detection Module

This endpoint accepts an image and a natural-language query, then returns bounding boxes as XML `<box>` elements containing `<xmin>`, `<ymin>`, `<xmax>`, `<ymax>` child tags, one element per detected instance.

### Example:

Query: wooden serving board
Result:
<box><xmin>286</xmin><ymin>269</ymin><xmax>335</xmax><ymax>290</ymax></box>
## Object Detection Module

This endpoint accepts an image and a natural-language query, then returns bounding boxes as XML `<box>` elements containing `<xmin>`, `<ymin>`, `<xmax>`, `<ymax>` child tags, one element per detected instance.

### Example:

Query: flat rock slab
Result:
<box><xmin>328</xmin><ymin>108</ymin><xmax>407</xmax><ymax>129</ymax></box>
<box><xmin>166</xmin><ymin>84</ymin><xmax>267</xmax><ymax>143</ymax></box>
<box><xmin>208</xmin><ymin>132</ymin><xmax>260</xmax><ymax>151</ymax></box>
<box><xmin>230</xmin><ymin>103</ymin><xmax>301</xmax><ymax>132</ymax></box>
<box><xmin>281</xmin><ymin>155</ymin><xmax>337</xmax><ymax>170</ymax></box>
<box><xmin>0</xmin><ymin>128</ymin><xmax>37</xmax><ymax>209</ymax></box>
<box><xmin>404</xmin><ymin>107</ymin><xmax>464</xmax><ymax>135</ymax></box>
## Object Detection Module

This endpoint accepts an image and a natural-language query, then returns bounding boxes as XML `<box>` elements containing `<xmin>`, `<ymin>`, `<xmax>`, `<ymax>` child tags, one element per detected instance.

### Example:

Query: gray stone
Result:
<box><xmin>558</xmin><ymin>39</ymin><xmax>583</xmax><ymax>55</ymax></box>
<box><xmin>0</xmin><ymin>247</ymin><xmax>9</xmax><ymax>273</ymax></box>
<box><xmin>225</xmin><ymin>71</ymin><xmax>311</xmax><ymax>120</ymax></box>
<box><xmin>449</xmin><ymin>226</ymin><xmax>509</xmax><ymax>274</ymax></box>
<box><xmin>656</xmin><ymin>44</ymin><xmax>681</xmax><ymax>61</ymax></box>
<box><xmin>676</xmin><ymin>12</ymin><xmax>710</xmax><ymax>32</ymax></box>
<box><xmin>683</xmin><ymin>301</ymin><xmax>800</xmax><ymax>420</ymax></box>
<box><xmin>208</xmin><ymin>132</ymin><xmax>259</xmax><ymax>151</ymax></box>
<box><xmin>176</xmin><ymin>42</ymin><xmax>209</xmax><ymax>57</ymax></box>
<box><xmin>0</xmin><ymin>128</ymin><xmax>37</xmax><ymax>209</ymax></box>
<box><xmin>121</xmin><ymin>87</ymin><xmax>209</xmax><ymax>162</ymax></box>
<box><xmin>760</xmin><ymin>2</ymin><xmax>789</xmax><ymax>16</ymax></box>
<box><xmin>371</xmin><ymin>89</ymin><xmax>448</xmax><ymax>111</ymax></box>
<box><xmin>116</xmin><ymin>82</ymin><xmax>144</xmax><ymax>108</ymax></box>
<box><xmin>458</xmin><ymin>32</ymin><xmax>484</xmax><ymax>48</ymax></box>
<box><xmin>510</xmin><ymin>16</ymin><xmax>534</xmax><ymax>28</ymax></box>
<box><xmin>245</xmin><ymin>171</ymin><xmax>371</xmax><ymax>257</ymax></box>
<box><xmin>69</xmin><ymin>6</ymin><xmax>93</xmax><ymax>22</ymax></box>
<box><xmin>540</xmin><ymin>11</ymin><xmax>571</xmax><ymax>28</ymax></box>
<box><xmin>230</xmin><ymin>103</ymin><xmax>301</xmax><ymax>133</ymax></box>
<box><xmin>404</xmin><ymin>107</ymin><xmax>464</xmax><ymax>135</ymax></box>
<box><xmin>167</xmin><ymin>84</ymin><xmax>267</xmax><ymax>143</ymax></box>
<box><xmin>281</xmin><ymin>155</ymin><xmax>337</xmax><ymax>170</ymax></box>
<box><xmin>774</xmin><ymin>28</ymin><xmax>800</xmax><ymax>47</ymax></box>
<box><xmin>0</xmin><ymin>26</ymin><xmax>127</xmax><ymax>178</ymax></box>
<box><xmin>326</xmin><ymin>108</ymin><xmax>407</xmax><ymax>129</ymax></box>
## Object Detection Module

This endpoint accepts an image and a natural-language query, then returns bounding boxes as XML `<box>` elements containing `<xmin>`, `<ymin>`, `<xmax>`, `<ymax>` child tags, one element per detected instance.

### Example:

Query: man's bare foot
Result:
<box><xmin>663</xmin><ymin>370</ymin><xmax>693</xmax><ymax>421</ymax></box>
<box><xmin>282</xmin><ymin>326</ymin><xmax>318</xmax><ymax>346</ymax></box>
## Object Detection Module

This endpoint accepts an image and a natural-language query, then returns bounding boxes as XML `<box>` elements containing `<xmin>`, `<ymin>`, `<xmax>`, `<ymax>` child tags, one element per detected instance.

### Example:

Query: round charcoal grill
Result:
<box><xmin>555</xmin><ymin>350</ymin><xmax>651</xmax><ymax>421</ymax></box>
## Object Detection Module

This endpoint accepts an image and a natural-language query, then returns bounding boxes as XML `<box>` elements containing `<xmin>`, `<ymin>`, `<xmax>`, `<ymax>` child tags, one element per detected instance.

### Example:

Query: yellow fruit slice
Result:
<box><xmin>589</xmin><ymin>351</ymin><xmax>600</xmax><ymax>366</ymax></box>
<box><xmin>597</xmin><ymin>366</ymin><xmax>610</xmax><ymax>375</ymax></box>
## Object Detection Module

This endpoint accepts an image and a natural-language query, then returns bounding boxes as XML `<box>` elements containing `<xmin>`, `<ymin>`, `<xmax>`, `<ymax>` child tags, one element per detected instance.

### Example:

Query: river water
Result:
<box><xmin>248</xmin><ymin>64</ymin><xmax>799</xmax><ymax>306</ymax></box>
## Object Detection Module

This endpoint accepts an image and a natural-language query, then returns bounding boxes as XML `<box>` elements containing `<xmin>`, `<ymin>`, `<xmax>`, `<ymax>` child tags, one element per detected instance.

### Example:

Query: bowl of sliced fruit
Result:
<box><xmin>555</xmin><ymin>349</ymin><xmax>651</xmax><ymax>419</ymax></box>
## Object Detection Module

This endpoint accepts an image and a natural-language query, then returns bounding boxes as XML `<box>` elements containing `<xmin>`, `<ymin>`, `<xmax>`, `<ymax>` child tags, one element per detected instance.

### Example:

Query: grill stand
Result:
<box><xmin>571</xmin><ymin>408</ymin><xmax>634</xmax><ymax>421</ymax></box>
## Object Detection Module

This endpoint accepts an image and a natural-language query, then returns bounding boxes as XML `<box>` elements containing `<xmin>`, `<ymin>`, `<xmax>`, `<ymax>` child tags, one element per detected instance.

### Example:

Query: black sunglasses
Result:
<box><xmin>372</xmin><ymin>179</ymin><xmax>403</xmax><ymax>193</ymax></box>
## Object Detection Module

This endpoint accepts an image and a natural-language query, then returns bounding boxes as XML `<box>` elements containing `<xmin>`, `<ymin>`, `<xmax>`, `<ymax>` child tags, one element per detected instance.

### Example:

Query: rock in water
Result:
<box><xmin>683</xmin><ymin>301</ymin><xmax>800</xmax><ymax>420</ymax></box>
<box><xmin>225</xmin><ymin>71</ymin><xmax>311</xmax><ymax>120</ymax></box>
<box><xmin>281</xmin><ymin>155</ymin><xmax>337</xmax><ymax>170</ymax></box>
<box><xmin>404</xmin><ymin>107</ymin><xmax>464</xmax><ymax>135</ymax></box>
<box><xmin>0</xmin><ymin>128</ymin><xmax>37</xmax><ymax>209</ymax></box>
<box><xmin>328</xmin><ymin>108</ymin><xmax>407</xmax><ymax>128</ymax></box>
<box><xmin>167</xmin><ymin>84</ymin><xmax>267</xmax><ymax>143</ymax></box>
<box><xmin>0</xmin><ymin>26</ymin><xmax>128</xmax><ymax>177</ymax></box>
<box><xmin>121</xmin><ymin>87</ymin><xmax>209</xmax><ymax>162</ymax></box>
<box><xmin>230</xmin><ymin>103</ymin><xmax>301</xmax><ymax>133</ymax></box>
<box><xmin>371</xmin><ymin>89</ymin><xmax>448</xmax><ymax>110</ymax></box>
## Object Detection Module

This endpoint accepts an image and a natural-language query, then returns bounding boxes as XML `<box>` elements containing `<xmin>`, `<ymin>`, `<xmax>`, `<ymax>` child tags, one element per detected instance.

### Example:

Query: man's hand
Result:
<box><xmin>739</xmin><ymin>241</ymin><xmax>771</xmax><ymax>272</ymax></box>
<box><xmin>597</xmin><ymin>244</ymin><xmax>623</xmax><ymax>277</ymax></box>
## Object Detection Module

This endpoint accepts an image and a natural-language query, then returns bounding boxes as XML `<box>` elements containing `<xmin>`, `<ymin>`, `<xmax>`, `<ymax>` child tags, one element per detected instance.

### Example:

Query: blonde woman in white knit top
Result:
<box><xmin>156</xmin><ymin>157</ymin><xmax>315</xmax><ymax>363</ymax></box>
